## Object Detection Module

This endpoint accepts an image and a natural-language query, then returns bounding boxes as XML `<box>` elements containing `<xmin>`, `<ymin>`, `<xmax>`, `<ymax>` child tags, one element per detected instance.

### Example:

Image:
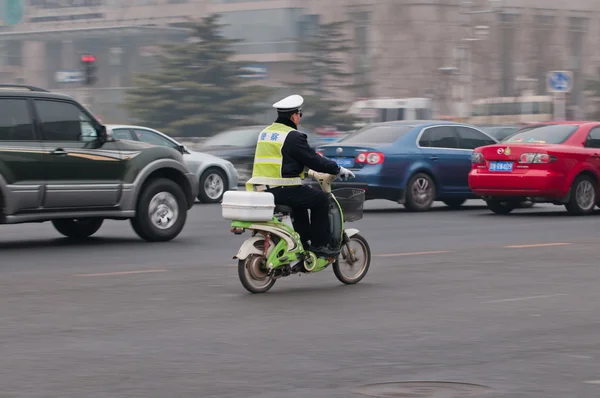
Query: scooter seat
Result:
<box><xmin>274</xmin><ymin>205</ymin><xmax>294</xmax><ymax>214</ymax></box>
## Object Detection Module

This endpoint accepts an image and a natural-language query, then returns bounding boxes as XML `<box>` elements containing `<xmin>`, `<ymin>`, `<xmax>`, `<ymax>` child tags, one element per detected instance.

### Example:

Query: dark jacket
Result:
<box><xmin>275</xmin><ymin>117</ymin><xmax>341</xmax><ymax>178</ymax></box>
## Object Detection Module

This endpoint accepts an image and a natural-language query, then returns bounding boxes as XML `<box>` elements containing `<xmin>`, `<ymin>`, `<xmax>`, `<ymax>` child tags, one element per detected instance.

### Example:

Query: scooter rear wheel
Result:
<box><xmin>332</xmin><ymin>234</ymin><xmax>371</xmax><ymax>285</ymax></box>
<box><xmin>238</xmin><ymin>254</ymin><xmax>276</xmax><ymax>294</ymax></box>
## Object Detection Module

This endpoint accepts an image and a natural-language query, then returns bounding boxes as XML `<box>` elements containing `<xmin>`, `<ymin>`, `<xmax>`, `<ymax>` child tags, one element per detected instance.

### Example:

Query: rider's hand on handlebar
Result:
<box><xmin>337</xmin><ymin>167</ymin><xmax>355</xmax><ymax>181</ymax></box>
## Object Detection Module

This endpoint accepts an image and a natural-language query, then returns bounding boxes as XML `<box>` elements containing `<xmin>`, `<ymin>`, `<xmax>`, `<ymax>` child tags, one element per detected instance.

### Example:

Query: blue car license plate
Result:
<box><xmin>331</xmin><ymin>157</ymin><xmax>354</xmax><ymax>168</ymax></box>
<box><xmin>489</xmin><ymin>161</ymin><xmax>513</xmax><ymax>172</ymax></box>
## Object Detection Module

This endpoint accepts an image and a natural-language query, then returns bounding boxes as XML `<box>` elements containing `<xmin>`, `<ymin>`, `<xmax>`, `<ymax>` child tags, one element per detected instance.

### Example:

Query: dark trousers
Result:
<box><xmin>269</xmin><ymin>185</ymin><xmax>330</xmax><ymax>248</ymax></box>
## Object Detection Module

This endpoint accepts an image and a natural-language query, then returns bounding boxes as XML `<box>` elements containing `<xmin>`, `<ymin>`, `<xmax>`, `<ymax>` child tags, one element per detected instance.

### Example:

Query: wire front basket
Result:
<box><xmin>333</xmin><ymin>188</ymin><xmax>366</xmax><ymax>222</ymax></box>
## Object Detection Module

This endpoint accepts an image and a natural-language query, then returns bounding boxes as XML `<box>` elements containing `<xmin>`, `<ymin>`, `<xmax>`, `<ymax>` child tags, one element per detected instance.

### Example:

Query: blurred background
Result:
<box><xmin>0</xmin><ymin>0</ymin><xmax>599</xmax><ymax>146</ymax></box>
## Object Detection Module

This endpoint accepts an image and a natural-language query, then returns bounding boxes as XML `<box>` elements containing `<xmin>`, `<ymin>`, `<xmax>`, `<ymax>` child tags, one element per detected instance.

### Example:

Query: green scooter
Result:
<box><xmin>223</xmin><ymin>170</ymin><xmax>371</xmax><ymax>294</ymax></box>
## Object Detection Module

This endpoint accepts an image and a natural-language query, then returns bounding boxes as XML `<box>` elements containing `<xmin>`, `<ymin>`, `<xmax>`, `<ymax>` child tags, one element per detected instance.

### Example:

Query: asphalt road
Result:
<box><xmin>2</xmin><ymin>200</ymin><xmax>600</xmax><ymax>398</ymax></box>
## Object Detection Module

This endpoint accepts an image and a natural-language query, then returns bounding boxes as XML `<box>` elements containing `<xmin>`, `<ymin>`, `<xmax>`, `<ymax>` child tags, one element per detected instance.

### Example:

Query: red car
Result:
<box><xmin>469</xmin><ymin>121</ymin><xmax>600</xmax><ymax>215</ymax></box>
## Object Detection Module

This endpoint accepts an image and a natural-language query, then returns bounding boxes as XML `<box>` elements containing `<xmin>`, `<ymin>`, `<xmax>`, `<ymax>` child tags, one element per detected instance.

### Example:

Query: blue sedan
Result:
<box><xmin>316</xmin><ymin>121</ymin><xmax>498</xmax><ymax>211</ymax></box>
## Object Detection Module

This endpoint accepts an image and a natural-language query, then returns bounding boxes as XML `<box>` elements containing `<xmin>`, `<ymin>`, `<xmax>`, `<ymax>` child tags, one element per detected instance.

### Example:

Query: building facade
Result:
<box><xmin>0</xmin><ymin>0</ymin><xmax>600</xmax><ymax>120</ymax></box>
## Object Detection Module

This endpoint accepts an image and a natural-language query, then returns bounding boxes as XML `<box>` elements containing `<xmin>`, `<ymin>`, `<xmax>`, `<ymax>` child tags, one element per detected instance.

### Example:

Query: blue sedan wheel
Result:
<box><xmin>405</xmin><ymin>173</ymin><xmax>436</xmax><ymax>212</ymax></box>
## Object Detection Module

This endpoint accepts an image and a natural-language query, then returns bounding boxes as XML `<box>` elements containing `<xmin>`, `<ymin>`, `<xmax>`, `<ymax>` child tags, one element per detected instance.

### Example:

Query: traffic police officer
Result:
<box><xmin>246</xmin><ymin>94</ymin><xmax>355</xmax><ymax>257</ymax></box>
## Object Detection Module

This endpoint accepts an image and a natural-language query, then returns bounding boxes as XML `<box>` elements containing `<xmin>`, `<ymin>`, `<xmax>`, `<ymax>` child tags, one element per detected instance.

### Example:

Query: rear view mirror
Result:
<box><xmin>101</xmin><ymin>125</ymin><xmax>115</xmax><ymax>142</ymax></box>
<box><xmin>177</xmin><ymin>144</ymin><xmax>190</xmax><ymax>154</ymax></box>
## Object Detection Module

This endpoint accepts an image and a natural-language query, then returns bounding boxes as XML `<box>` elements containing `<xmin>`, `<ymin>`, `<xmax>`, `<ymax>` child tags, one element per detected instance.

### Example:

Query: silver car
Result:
<box><xmin>107</xmin><ymin>124</ymin><xmax>238</xmax><ymax>203</ymax></box>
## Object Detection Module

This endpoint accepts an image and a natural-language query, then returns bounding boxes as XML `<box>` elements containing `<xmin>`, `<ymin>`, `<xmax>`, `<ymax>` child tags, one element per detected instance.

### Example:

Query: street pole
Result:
<box><xmin>458</xmin><ymin>0</ymin><xmax>502</xmax><ymax>120</ymax></box>
<box><xmin>465</xmin><ymin>41</ymin><xmax>472</xmax><ymax>120</ymax></box>
<box><xmin>438</xmin><ymin>67</ymin><xmax>458</xmax><ymax>117</ymax></box>
<box><xmin>554</xmin><ymin>92</ymin><xmax>566</xmax><ymax>121</ymax></box>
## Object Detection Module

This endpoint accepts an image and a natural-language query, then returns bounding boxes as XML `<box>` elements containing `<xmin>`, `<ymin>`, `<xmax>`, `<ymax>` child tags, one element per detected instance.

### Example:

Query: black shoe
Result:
<box><xmin>291</xmin><ymin>262</ymin><xmax>306</xmax><ymax>273</ymax></box>
<box><xmin>309</xmin><ymin>245</ymin><xmax>339</xmax><ymax>258</ymax></box>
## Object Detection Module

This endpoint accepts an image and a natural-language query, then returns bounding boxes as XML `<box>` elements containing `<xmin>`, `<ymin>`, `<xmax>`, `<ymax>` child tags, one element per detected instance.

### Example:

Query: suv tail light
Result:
<box><xmin>356</xmin><ymin>152</ymin><xmax>384</xmax><ymax>165</ymax></box>
<box><xmin>519</xmin><ymin>153</ymin><xmax>555</xmax><ymax>164</ymax></box>
<box><xmin>471</xmin><ymin>152</ymin><xmax>485</xmax><ymax>164</ymax></box>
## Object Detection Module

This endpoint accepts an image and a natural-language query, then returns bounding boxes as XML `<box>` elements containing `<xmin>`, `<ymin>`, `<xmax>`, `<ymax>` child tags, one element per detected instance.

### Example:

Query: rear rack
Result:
<box><xmin>0</xmin><ymin>84</ymin><xmax>49</xmax><ymax>92</ymax></box>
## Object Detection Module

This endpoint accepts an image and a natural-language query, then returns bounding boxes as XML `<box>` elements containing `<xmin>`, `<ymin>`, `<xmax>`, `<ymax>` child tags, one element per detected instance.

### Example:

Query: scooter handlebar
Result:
<box><xmin>307</xmin><ymin>170</ymin><xmax>337</xmax><ymax>193</ymax></box>
<box><xmin>307</xmin><ymin>169</ymin><xmax>336</xmax><ymax>181</ymax></box>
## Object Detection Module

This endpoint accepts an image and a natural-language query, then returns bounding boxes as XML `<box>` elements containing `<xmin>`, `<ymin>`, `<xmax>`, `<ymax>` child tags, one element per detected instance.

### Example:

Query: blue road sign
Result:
<box><xmin>240</xmin><ymin>65</ymin><xmax>267</xmax><ymax>80</ymax></box>
<box><xmin>547</xmin><ymin>71</ymin><xmax>573</xmax><ymax>93</ymax></box>
<box><xmin>55</xmin><ymin>70</ymin><xmax>84</xmax><ymax>84</ymax></box>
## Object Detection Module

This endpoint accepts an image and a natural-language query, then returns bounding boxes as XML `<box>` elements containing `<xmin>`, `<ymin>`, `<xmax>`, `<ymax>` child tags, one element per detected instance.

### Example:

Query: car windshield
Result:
<box><xmin>339</xmin><ymin>125</ymin><xmax>414</xmax><ymax>144</ymax></box>
<box><xmin>503</xmin><ymin>124</ymin><xmax>578</xmax><ymax>144</ymax></box>
<box><xmin>203</xmin><ymin>127</ymin><xmax>260</xmax><ymax>147</ymax></box>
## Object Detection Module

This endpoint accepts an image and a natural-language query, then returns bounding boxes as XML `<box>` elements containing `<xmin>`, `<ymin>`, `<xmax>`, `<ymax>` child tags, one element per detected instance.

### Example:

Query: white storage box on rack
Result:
<box><xmin>221</xmin><ymin>190</ymin><xmax>276</xmax><ymax>222</ymax></box>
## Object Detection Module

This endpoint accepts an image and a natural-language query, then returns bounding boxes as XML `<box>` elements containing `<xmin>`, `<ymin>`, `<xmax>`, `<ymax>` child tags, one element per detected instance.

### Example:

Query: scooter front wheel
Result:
<box><xmin>238</xmin><ymin>254</ymin><xmax>276</xmax><ymax>294</ymax></box>
<box><xmin>332</xmin><ymin>234</ymin><xmax>371</xmax><ymax>285</ymax></box>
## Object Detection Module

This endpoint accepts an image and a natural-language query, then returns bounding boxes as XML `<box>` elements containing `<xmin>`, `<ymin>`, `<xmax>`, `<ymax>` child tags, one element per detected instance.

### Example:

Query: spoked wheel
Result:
<box><xmin>238</xmin><ymin>254</ymin><xmax>276</xmax><ymax>294</ymax></box>
<box><xmin>198</xmin><ymin>168</ymin><xmax>227</xmax><ymax>203</ymax></box>
<box><xmin>404</xmin><ymin>173</ymin><xmax>436</xmax><ymax>212</ymax></box>
<box><xmin>565</xmin><ymin>175</ymin><xmax>597</xmax><ymax>215</ymax></box>
<box><xmin>333</xmin><ymin>234</ymin><xmax>371</xmax><ymax>285</ymax></box>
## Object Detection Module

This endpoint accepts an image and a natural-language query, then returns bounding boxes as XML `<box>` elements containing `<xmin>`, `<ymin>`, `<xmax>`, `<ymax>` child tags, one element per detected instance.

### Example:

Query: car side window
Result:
<box><xmin>456</xmin><ymin>126</ymin><xmax>496</xmax><ymax>149</ymax></box>
<box><xmin>585</xmin><ymin>127</ymin><xmax>600</xmax><ymax>148</ymax></box>
<box><xmin>35</xmin><ymin>100</ymin><xmax>97</xmax><ymax>142</ymax></box>
<box><xmin>0</xmin><ymin>98</ymin><xmax>35</xmax><ymax>141</ymax></box>
<box><xmin>112</xmin><ymin>128</ymin><xmax>134</xmax><ymax>140</ymax></box>
<box><xmin>419</xmin><ymin>126</ymin><xmax>459</xmax><ymax>149</ymax></box>
<box><xmin>134</xmin><ymin>129</ymin><xmax>178</xmax><ymax>149</ymax></box>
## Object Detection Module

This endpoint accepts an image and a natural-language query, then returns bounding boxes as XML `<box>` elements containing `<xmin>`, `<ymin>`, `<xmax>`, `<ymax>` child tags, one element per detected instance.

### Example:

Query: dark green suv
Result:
<box><xmin>0</xmin><ymin>85</ymin><xmax>199</xmax><ymax>241</ymax></box>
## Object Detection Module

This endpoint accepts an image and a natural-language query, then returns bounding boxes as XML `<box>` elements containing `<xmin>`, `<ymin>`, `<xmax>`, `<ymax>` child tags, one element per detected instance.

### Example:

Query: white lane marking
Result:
<box><xmin>481</xmin><ymin>294</ymin><xmax>568</xmax><ymax>304</ymax></box>
<box><xmin>72</xmin><ymin>269</ymin><xmax>169</xmax><ymax>277</ymax></box>
<box><xmin>504</xmin><ymin>243</ymin><xmax>570</xmax><ymax>249</ymax></box>
<box><xmin>376</xmin><ymin>250</ymin><xmax>453</xmax><ymax>257</ymax></box>
<box><xmin>585</xmin><ymin>380</ymin><xmax>600</xmax><ymax>384</ymax></box>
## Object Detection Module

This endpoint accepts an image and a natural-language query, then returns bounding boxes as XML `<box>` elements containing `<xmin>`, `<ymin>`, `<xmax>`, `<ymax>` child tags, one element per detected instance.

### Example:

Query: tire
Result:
<box><xmin>404</xmin><ymin>173</ymin><xmax>436</xmax><ymax>212</ymax></box>
<box><xmin>519</xmin><ymin>200</ymin><xmax>535</xmax><ymax>208</ymax></box>
<box><xmin>443</xmin><ymin>199</ymin><xmax>466</xmax><ymax>209</ymax></box>
<box><xmin>565</xmin><ymin>174</ymin><xmax>597</xmax><ymax>215</ymax></box>
<box><xmin>197</xmin><ymin>168</ymin><xmax>227</xmax><ymax>203</ymax></box>
<box><xmin>238</xmin><ymin>254</ymin><xmax>276</xmax><ymax>294</ymax></box>
<box><xmin>333</xmin><ymin>234</ymin><xmax>371</xmax><ymax>285</ymax></box>
<box><xmin>130</xmin><ymin>178</ymin><xmax>188</xmax><ymax>242</ymax></box>
<box><xmin>486</xmin><ymin>200</ymin><xmax>518</xmax><ymax>214</ymax></box>
<box><xmin>52</xmin><ymin>218</ymin><xmax>103</xmax><ymax>239</ymax></box>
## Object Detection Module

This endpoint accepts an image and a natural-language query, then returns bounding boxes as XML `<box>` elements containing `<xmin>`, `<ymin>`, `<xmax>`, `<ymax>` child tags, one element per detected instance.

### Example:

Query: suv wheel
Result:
<box><xmin>131</xmin><ymin>178</ymin><xmax>188</xmax><ymax>242</ymax></box>
<box><xmin>52</xmin><ymin>218</ymin><xmax>104</xmax><ymax>239</ymax></box>
<box><xmin>198</xmin><ymin>167</ymin><xmax>226</xmax><ymax>203</ymax></box>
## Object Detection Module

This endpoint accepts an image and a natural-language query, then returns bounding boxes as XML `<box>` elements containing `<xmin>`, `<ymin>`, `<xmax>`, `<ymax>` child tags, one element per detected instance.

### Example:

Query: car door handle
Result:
<box><xmin>430</xmin><ymin>156</ymin><xmax>439</xmax><ymax>161</ymax></box>
<box><xmin>51</xmin><ymin>149</ymin><xmax>67</xmax><ymax>156</ymax></box>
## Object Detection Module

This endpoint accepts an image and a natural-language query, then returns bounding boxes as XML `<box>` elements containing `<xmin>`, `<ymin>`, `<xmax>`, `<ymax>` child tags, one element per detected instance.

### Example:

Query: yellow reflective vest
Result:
<box><xmin>246</xmin><ymin>122</ymin><xmax>305</xmax><ymax>190</ymax></box>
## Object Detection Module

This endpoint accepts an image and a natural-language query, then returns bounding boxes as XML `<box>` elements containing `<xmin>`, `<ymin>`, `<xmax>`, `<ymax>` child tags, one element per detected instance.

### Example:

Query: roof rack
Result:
<box><xmin>0</xmin><ymin>84</ymin><xmax>49</xmax><ymax>92</ymax></box>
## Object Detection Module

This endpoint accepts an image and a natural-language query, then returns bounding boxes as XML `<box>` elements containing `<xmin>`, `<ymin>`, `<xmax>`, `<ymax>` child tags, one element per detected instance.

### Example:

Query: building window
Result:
<box><xmin>533</xmin><ymin>15</ymin><xmax>554</xmax><ymax>94</ymax></box>
<box><xmin>212</xmin><ymin>0</ymin><xmax>273</xmax><ymax>2</ymax></box>
<box><xmin>499</xmin><ymin>12</ymin><xmax>519</xmax><ymax>96</ymax></box>
<box><xmin>568</xmin><ymin>17</ymin><xmax>588</xmax><ymax>113</ymax></box>
<box><xmin>218</xmin><ymin>8</ymin><xmax>303</xmax><ymax>54</ymax></box>
<box><xmin>352</xmin><ymin>11</ymin><xmax>370</xmax><ymax>97</ymax></box>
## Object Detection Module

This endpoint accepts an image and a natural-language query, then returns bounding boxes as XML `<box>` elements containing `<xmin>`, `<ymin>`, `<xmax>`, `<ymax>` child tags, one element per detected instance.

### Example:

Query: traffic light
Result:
<box><xmin>80</xmin><ymin>54</ymin><xmax>97</xmax><ymax>86</ymax></box>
